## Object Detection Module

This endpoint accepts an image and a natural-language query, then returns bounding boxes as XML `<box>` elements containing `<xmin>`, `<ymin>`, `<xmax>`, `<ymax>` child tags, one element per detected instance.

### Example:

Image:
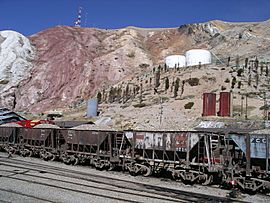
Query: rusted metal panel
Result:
<box><xmin>202</xmin><ymin>93</ymin><xmax>216</xmax><ymax>116</ymax></box>
<box><xmin>133</xmin><ymin>132</ymin><xmax>166</xmax><ymax>150</ymax></box>
<box><xmin>0</xmin><ymin>127</ymin><xmax>14</xmax><ymax>139</ymax></box>
<box><xmin>0</xmin><ymin>127</ymin><xmax>18</xmax><ymax>143</ymax></box>
<box><xmin>64</xmin><ymin>129</ymin><xmax>107</xmax><ymax>145</ymax></box>
<box><xmin>125</xmin><ymin>131</ymin><xmax>200</xmax><ymax>152</ymax></box>
<box><xmin>219</xmin><ymin>92</ymin><xmax>231</xmax><ymax>117</ymax></box>
<box><xmin>174</xmin><ymin>133</ymin><xmax>188</xmax><ymax>152</ymax></box>
<box><xmin>230</xmin><ymin>134</ymin><xmax>270</xmax><ymax>158</ymax></box>
<box><xmin>20</xmin><ymin>128</ymin><xmax>51</xmax><ymax>141</ymax></box>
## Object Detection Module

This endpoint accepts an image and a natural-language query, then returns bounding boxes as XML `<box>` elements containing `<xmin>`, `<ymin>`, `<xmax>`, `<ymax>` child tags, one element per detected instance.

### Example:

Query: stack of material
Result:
<box><xmin>71</xmin><ymin>124</ymin><xmax>116</xmax><ymax>131</ymax></box>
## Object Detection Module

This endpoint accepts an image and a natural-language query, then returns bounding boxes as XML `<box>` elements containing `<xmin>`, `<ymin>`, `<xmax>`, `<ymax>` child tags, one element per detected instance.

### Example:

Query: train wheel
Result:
<box><xmin>63</xmin><ymin>157</ymin><xmax>71</xmax><ymax>165</ymax></box>
<box><xmin>202</xmin><ymin>174</ymin><xmax>213</xmax><ymax>185</ymax></box>
<box><xmin>70</xmin><ymin>156</ymin><xmax>79</xmax><ymax>165</ymax></box>
<box><xmin>128</xmin><ymin>163</ymin><xmax>152</xmax><ymax>177</ymax></box>
<box><xmin>74</xmin><ymin>157</ymin><xmax>79</xmax><ymax>165</ymax></box>
<box><xmin>20</xmin><ymin>149</ymin><xmax>32</xmax><ymax>157</ymax></box>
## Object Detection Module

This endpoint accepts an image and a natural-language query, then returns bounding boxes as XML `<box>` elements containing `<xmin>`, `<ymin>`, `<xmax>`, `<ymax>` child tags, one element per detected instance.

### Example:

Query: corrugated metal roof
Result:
<box><xmin>0</xmin><ymin>108</ymin><xmax>26</xmax><ymax>125</ymax></box>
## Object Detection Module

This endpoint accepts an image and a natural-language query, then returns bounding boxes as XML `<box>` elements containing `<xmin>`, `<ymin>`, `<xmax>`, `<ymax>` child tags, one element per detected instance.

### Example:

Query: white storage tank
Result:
<box><xmin>87</xmin><ymin>99</ymin><xmax>98</xmax><ymax>117</ymax></box>
<box><xmin>165</xmin><ymin>55</ymin><xmax>186</xmax><ymax>68</ymax></box>
<box><xmin>185</xmin><ymin>49</ymin><xmax>211</xmax><ymax>66</ymax></box>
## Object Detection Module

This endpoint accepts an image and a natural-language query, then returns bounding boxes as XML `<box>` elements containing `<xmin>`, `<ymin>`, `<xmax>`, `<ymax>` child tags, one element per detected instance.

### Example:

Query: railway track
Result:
<box><xmin>0</xmin><ymin>187</ymin><xmax>56</xmax><ymax>203</ymax></box>
<box><xmin>0</xmin><ymin>154</ymin><xmax>242</xmax><ymax>203</ymax></box>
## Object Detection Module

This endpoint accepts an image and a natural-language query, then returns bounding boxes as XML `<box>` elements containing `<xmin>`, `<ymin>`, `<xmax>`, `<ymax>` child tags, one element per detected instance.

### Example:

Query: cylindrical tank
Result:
<box><xmin>202</xmin><ymin>93</ymin><xmax>216</xmax><ymax>117</ymax></box>
<box><xmin>165</xmin><ymin>55</ymin><xmax>186</xmax><ymax>68</ymax></box>
<box><xmin>219</xmin><ymin>92</ymin><xmax>231</xmax><ymax>117</ymax></box>
<box><xmin>186</xmin><ymin>49</ymin><xmax>211</xmax><ymax>66</ymax></box>
<box><xmin>87</xmin><ymin>99</ymin><xmax>98</xmax><ymax>117</ymax></box>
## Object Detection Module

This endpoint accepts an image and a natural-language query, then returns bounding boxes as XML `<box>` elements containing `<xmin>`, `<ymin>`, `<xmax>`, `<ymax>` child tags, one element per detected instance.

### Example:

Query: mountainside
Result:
<box><xmin>0</xmin><ymin>30</ymin><xmax>35</xmax><ymax>108</ymax></box>
<box><xmin>1</xmin><ymin>19</ymin><xmax>270</xmax><ymax>128</ymax></box>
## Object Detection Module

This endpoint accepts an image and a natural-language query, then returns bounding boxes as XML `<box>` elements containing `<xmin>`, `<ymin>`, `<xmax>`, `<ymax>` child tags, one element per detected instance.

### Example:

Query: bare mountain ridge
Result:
<box><xmin>1</xmin><ymin>19</ymin><xmax>270</xmax><ymax>119</ymax></box>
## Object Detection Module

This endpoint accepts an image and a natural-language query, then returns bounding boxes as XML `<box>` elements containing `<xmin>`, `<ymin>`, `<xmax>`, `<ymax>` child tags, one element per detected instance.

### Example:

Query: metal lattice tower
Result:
<box><xmin>74</xmin><ymin>7</ymin><xmax>82</xmax><ymax>27</ymax></box>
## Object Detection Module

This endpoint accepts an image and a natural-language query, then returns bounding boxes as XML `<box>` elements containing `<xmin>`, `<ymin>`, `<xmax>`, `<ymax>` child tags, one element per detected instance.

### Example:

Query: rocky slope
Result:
<box><xmin>1</xmin><ymin>19</ymin><xmax>270</xmax><ymax>128</ymax></box>
<box><xmin>0</xmin><ymin>30</ymin><xmax>35</xmax><ymax>108</ymax></box>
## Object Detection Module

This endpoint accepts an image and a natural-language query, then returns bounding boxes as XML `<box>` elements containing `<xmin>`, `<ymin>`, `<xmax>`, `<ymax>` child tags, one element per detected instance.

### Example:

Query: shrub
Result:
<box><xmin>186</xmin><ymin>78</ymin><xmax>199</xmax><ymax>86</ymax></box>
<box><xmin>184</xmin><ymin>102</ymin><xmax>194</xmax><ymax>109</ymax></box>
<box><xmin>224</xmin><ymin>78</ymin><xmax>230</xmax><ymax>83</ymax></box>
<box><xmin>221</xmin><ymin>86</ymin><xmax>226</xmax><ymax>91</ymax></box>
<box><xmin>133</xmin><ymin>103</ymin><xmax>146</xmax><ymax>108</ymax></box>
<box><xmin>127</xmin><ymin>51</ymin><xmax>135</xmax><ymax>58</ymax></box>
<box><xmin>237</xmin><ymin>68</ymin><xmax>244</xmax><ymax>77</ymax></box>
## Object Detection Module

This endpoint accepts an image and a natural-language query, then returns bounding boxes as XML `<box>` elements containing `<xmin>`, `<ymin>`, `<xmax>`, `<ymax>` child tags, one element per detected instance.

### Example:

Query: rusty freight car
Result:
<box><xmin>123</xmin><ymin>130</ymin><xmax>225</xmax><ymax>184</ymax></box>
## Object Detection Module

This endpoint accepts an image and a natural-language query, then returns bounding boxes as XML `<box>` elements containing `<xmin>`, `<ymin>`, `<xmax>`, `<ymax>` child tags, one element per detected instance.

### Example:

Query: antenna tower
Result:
<box><xmin>74</xmin><ymin>6</ymin><xmax>82</xmax><ymax>27</ymax></box>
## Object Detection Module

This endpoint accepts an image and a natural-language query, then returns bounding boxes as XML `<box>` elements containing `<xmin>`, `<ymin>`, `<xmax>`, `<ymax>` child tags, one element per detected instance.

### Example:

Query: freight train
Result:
<box><xmin>0</xmin><ymin>125</ymin><xmax>269</xmax><ymax>194</ymax></box>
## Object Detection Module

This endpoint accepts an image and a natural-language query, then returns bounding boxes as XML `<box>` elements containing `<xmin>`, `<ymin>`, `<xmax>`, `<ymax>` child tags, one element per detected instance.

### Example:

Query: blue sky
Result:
<box><xmin>1</xmin><ymin>0</ymin><xmax>270</xmax><ymax>36</ymax></box>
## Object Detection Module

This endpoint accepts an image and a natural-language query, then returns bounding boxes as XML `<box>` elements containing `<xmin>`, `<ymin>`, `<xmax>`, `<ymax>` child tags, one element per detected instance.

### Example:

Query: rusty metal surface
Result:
<box><xmin>230</xmin><ymin>134</ymin><xmax>270</xmax><ymax>159</ymax></box>
<box><xmin>20</xmin><ymin>128</ymin><xmax>52</xmax><ymax>141</ymax></box>
<box><xmin>125</xmin><ymin>131</ymin><xmax>200</xmax><ymax>152</ymax></box>
<box><xmin>63</xmin><ymin>129</ymin><xmax>108</xmax><ymax>145</ymax></box>
<box><xmin>202</xmin><ymin>93</ymin><xmax>216</xmax><ymax>116</ymax></box>
<box><xmin>219</xmin><ymin>92</ymin><xmax>231</xmax><ymax>117</ymax></box>
<box><xmin>0</xmin><ymin>127</ymin><xmax>18</xmax><ymax>142</ymax></box>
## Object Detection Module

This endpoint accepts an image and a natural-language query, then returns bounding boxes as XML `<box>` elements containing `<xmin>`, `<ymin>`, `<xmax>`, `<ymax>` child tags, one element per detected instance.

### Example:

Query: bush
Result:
<box><xmin>224</xmin><ymin>78</ymin><xmax>230</xmax><ymax>83</ymax></box>
<box><xmin>221</xmin><ymin>86</ymin><xmax>226</xmax><ymax>91</ymax></box>
<box><xmin>127</xmin><ymin>51</ymin><xmax>135</xmax><ymax>58</ymax></box>
<box><xmin>237</xmin><ymin>68</ymin><xmax>244</xmax><ymax>77</ymax></box>
<box><xmin>184</xmin><ymin>102</ymin><xmax>194</xmax><ymax>109</ymax></box>
<box><xmin>133</xmin><ymin>103</ymin><xmax>146</xmax><ymax>108</ymax></box>
<box><xmin>186</xmin><ymin>78</ymin><xmax>199</xmax><ymax>86</ymax></box>
<box><xmin>139</xmin><ymin>63</ymin><xmax>150</xmax><ymax>68</ymax></box>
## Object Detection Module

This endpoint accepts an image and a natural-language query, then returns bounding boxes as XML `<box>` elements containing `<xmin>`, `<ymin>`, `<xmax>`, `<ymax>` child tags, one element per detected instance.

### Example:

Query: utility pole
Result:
<box><xmin>264</xmin><ymin>92</ymin><xmax>267</xmax><ymax>121</ymax></box>
<box><xmin>159</xmin><ymin>97</ymin><xmax>163</xmax><ymax>127</ymax></box>
<box><xmin>240</xmin><ymin>95</ymin><xmax>244</xmax><ymax>117</ymax></box>
<box><xmin>245</xmin><ymin>93</ymin><xmax>248</xmax><ymax>120</ymax></box>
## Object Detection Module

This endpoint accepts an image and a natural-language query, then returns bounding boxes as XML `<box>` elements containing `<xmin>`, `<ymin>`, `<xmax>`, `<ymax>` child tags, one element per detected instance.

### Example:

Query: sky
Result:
<box><xmin>1</xmin><ymin>0</ymin><xmax>270</xmax><ymax>36</ymax></box>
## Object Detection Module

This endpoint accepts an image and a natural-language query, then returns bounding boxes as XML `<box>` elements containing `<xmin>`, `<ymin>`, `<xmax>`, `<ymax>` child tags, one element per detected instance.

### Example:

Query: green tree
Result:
<box><xmin>108</xmin><ymin>87</ymin><xmax>115</xmax><ymax>103</ymax></box>
<box><xmin>164</xmin><ymin>63</ymin><xmax>167</xmax><ymax>72</ymax></box>
<box><xmin>248</xmin><ymin>74</ymin><xmax>252</xmax><ymax>86</ymax></box>
<box><xmin>231</xmin><ymin>77</ymin><xmax>236</xmax><ymax>89</ymax></box>
<box><xmin>237</xmin><ymin>81</ymin><xmax>242</xmax><ymax>89</ymax></box>
<box><xmin>236</xmin><ymin>55</ymin><xmax>240</xmax><ymax>68</ymax></box>
<box><xmin>97</xmin><ymin>91</ymin><xmax>102</xmax><ymax>104</ymax></box>
<box><xmin>165</xmin><ymin>77</ymin><xmax>169</xmax><ymax>92</ymax></box>
<box><xmin>174</xmin><ymin>78</ymin><xmax>180</xmax><ymax>98</ymax></box>
<box><xmin>154</xmin><ymin>68</ymin><xmax>160</xmax><ymax>88</ymax></box>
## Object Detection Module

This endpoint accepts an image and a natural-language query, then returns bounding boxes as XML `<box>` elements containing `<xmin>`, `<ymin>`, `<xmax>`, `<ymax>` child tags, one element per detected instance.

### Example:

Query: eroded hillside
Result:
<box><xmin>1</xmin><ymin>19</ymin><xmax>270</xmax><ymax>126</ymax></box>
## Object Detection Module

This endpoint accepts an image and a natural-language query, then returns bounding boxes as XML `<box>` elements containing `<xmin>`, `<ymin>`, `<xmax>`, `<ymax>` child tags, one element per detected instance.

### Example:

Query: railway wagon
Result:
<box><xmin>0</xmin><ymin>126</ymin><xmax>20</xmax><ymax>153</ymax></box>
<box><xmin>0</xmin><ymin>126</ymin><xmax>60</xmax><ymax>159</ymax></box>
<box><xmin>1</xmin><ymin>125</ymin><xmax>270</xmax><ymax>193</ymax></box>
<box><xmin>59</xmin><ymin>128</ymin><xmax>131</xmax><ymax>169</ymax></box>
<box><xmin>197</xmin><ymin>128</ymin><xmax>270</xmax><ymax>193</ymax></box>
<box><xmin>226</xmin><ymin>131</ymin><xmax>270</xmax><ymax>193</ymax></box>
<box><xmin>123</xmin><ymin>130</ymin><xmax>226</xmax><ymax>184</ymax></box>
